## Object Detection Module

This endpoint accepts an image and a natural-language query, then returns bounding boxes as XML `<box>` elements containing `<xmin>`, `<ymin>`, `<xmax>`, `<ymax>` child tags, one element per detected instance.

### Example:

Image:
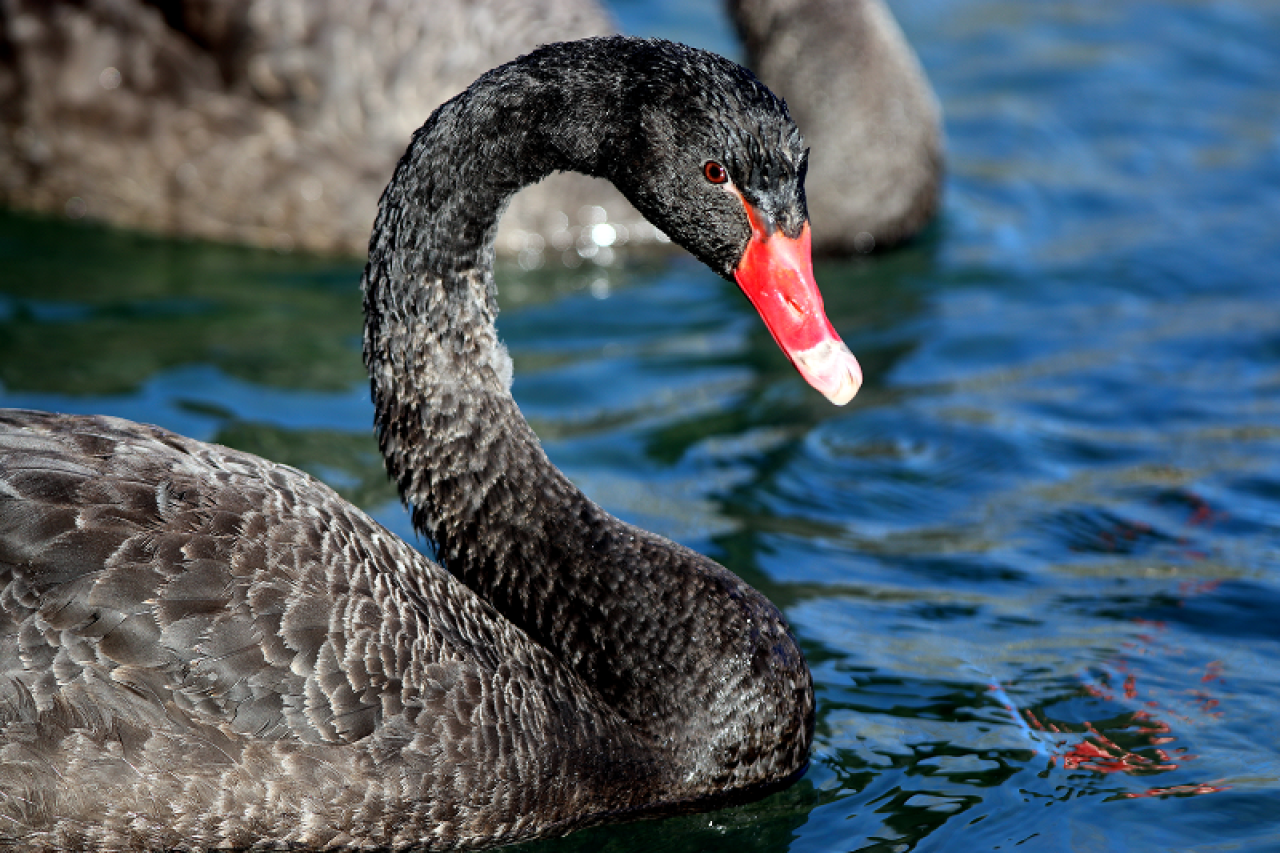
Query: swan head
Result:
<box><xmin>604</xmin><ymin>40</ymin><xmax>863</xmax><ymax>405</ymax></box>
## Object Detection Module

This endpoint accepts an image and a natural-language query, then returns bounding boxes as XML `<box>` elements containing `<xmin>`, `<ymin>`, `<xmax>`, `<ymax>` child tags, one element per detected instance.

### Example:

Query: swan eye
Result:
<box><xmin>703</xmin><ymin>161</ymin><xmax>728</xmax><ymax>184</ymax></box>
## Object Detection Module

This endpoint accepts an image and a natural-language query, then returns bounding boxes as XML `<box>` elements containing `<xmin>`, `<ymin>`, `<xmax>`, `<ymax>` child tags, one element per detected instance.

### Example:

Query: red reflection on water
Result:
<box><xmin>1096</xmin><ymin>519</ymin><xmax>1153</xmax><ymax>551</ymax></box>
<box><xmin>1176</xmin><ymin>490</ymin><xmax>1227</xmax><ymax>562</ymax></box>
<box><xmin>1184</xmin><ymin>491</ymin><xmax>1226</xmax><ymax>528</ymax></box>
<box><xmin>1052</xmin><ymin>721</ymin><xmax>1178</xmax><ymax>773</ymax></box>
<box><xmin>1124</xmin><ymin>782</ymin><xmax>1229</xmax><ymax>799</ymax></box>
<box><xmin>1001</xmin><ymin>497</ymin><xmax>1233</xmax><ymax>799</ymax></box>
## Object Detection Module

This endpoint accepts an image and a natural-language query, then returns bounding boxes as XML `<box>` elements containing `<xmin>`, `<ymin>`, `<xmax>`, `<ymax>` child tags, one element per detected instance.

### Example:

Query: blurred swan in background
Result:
<box><xmin>0</xmin><ymin>0</ymin><xmax>940</xmax><ymax>256</ymax></box>
<box><xmin>730</xmin><ymin>0</ymin><xmax>943</xmax><ymax>252</ymax></box>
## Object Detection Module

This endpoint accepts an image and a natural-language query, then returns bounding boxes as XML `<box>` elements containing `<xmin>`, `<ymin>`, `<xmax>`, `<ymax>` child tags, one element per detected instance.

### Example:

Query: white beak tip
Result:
<box><xmin>793</xmin><ymin>340</ymin><xmax>863</xmax><ymax>406</ymax></box>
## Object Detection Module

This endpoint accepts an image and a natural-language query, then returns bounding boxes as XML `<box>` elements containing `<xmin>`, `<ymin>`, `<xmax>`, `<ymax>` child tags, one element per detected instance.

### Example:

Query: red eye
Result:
<box><xmin>703</xmin><ymin>161</ymin><xmax>728</xmax><ymax>184</ymax></box>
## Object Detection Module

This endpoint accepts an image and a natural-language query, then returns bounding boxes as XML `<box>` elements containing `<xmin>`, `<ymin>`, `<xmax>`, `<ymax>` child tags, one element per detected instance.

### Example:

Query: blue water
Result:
<box><xmin>3</xmin><ymin>0</ymin><xmax>1280</xmax><ymax>850</ymax></box>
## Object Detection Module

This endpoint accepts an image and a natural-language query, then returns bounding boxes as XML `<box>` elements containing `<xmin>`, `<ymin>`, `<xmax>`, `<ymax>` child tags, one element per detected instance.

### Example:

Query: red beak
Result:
<box><xmin>732</xmin><ymin>205</ymin><xmax>862</xmax><ymax>405</ymax></box>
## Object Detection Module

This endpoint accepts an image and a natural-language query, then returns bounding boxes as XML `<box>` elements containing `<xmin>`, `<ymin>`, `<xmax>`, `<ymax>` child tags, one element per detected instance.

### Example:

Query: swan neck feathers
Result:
<box><xmin>361</xmin><ymin>36</ymin><xmax>813</xmax><ymax>794</ymax></box>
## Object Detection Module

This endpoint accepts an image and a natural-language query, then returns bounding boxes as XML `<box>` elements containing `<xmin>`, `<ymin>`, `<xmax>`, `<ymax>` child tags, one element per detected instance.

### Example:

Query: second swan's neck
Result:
<box><xmin>361</xmin><ymin>38</ymin><xmax>813</xmax><ymax>798</ymax></box>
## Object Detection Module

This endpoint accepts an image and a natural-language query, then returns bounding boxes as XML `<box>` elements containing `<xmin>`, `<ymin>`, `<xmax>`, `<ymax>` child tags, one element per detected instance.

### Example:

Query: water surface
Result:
<box><xmin>2</xmin><ymin>0</ymin><xmax>1279</xmax><ymax>850</ymax></box>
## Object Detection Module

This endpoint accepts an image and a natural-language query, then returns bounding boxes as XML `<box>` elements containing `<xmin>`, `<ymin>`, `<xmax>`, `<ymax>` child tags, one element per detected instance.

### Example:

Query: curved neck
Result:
<box><xmin>361</xmin><ymin>46</ymin><xmax>638</xmax><ymax>555</ymax></box>
<box><xmin>369</xmin><ymin>53</ymin><xmax>628</xmax><ymax>273</ymax></box>
<box><xmin>363</xmin><ymin>46</ymin><xmax>637</xmax><ymax>395</ymax></box>
<box><xmin>361</xmin><ymin>40</ymin><xmax>812</xmax><ymax>799</ymax></box>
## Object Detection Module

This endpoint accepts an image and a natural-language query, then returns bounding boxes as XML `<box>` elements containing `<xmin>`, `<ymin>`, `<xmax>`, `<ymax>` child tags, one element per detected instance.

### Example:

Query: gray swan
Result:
<box><xmin>0</xmin><ymin>37</ymin><xmax>862</xmax><ymax>850</ymax></box>
<box><xmin>0</xmin><ymin>0</ymin><xmax>941</xmax><ymax>256</ymax></box>
<box><xmin>0</xmin><ymin>0</ymin><xmax>627</xmax><ymax>255</ymax></box>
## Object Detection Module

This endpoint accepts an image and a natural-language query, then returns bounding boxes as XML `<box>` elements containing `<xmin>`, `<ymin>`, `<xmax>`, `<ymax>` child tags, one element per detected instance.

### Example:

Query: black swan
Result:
<box><xmin>0</xmin><ymin>37</ymin><xmax>862</xmax><ymax>850</ymax></box>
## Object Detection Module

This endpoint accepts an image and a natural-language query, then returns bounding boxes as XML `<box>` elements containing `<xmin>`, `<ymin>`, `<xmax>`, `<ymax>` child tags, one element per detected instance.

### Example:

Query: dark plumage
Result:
<box><xmin>0</xmin><ymin>38</ymin><xmax>820</xmax><ymax>850</ymax></box>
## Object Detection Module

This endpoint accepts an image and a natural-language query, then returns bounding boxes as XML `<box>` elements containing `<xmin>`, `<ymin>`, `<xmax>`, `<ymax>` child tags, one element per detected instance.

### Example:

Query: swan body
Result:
<box><xmin>0</xmin><ymin>37</ymin><xmax>860</xmax><ymax>850</ymax></box>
